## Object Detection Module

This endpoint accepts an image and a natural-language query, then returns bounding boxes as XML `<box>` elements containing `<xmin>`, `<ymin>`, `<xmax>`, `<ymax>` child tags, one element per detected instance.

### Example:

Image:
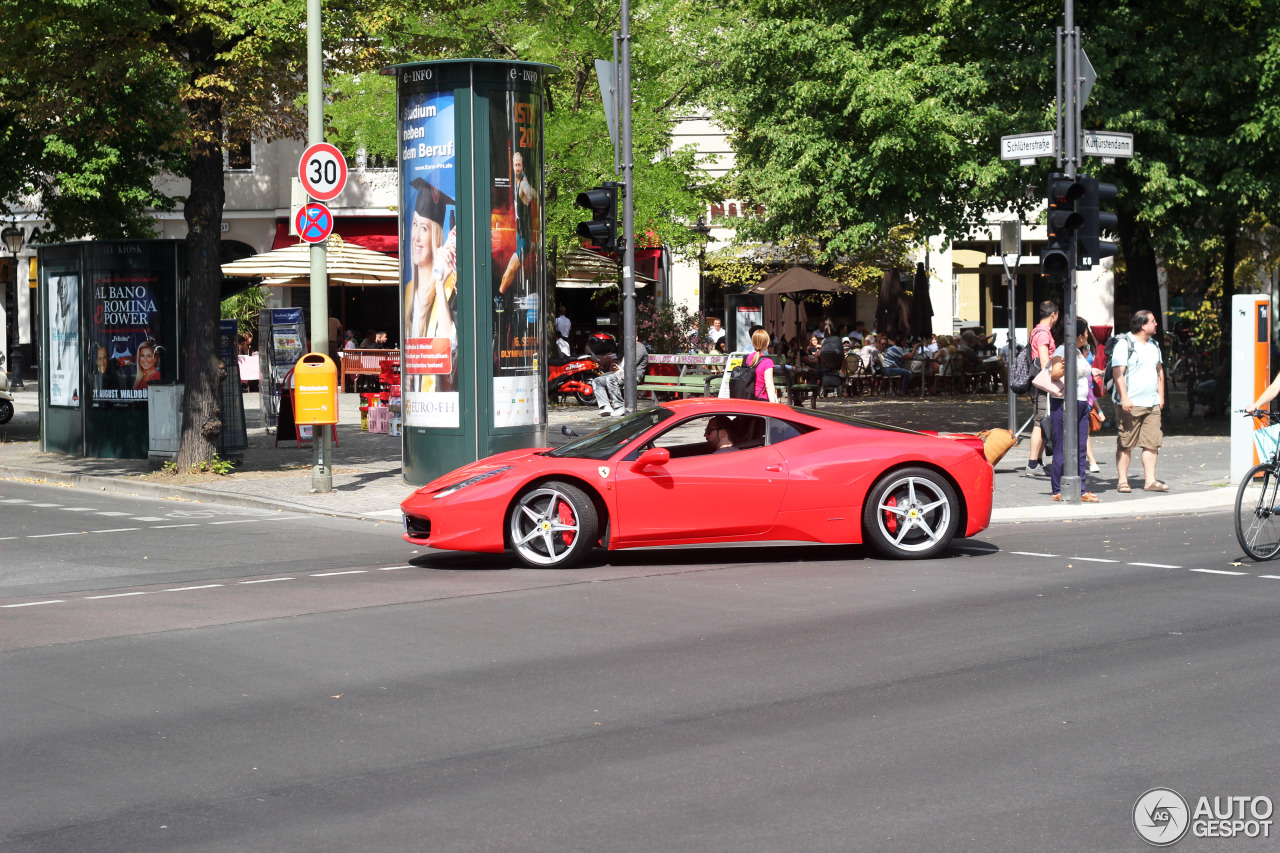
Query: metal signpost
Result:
<box><xmin>999</xmin><ymin>0</ymin><xmax>1135</xmax><ymax>503</ymax></box>
<box><xmin>1000</xmin><ymin>221</ymin><xmax>1021</xmax><ymax>434</ymax></box>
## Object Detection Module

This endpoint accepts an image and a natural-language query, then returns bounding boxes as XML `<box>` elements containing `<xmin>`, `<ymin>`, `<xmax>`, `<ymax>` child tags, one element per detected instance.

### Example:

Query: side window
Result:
<box><xmin>632</xmin><ymin>414</ymin><xmax>768</xmax><ymax>459</ymax></box>
<box><xmin>768</xmin><ymin>417</ymin><xmax>815</xmax><ymax>446</ymax></box>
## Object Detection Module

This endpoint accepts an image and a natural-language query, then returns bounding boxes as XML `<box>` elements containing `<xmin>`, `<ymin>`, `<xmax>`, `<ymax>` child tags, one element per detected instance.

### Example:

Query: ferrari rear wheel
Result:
<box><xmin>508</xmin><ymin>481</ymin><xmax>598</xmax><ymax>569</ymax></box>
<box><xmin>862</xmin><ymin>467</ymin><xmax>959</xmax><ymax>559</ymax></box>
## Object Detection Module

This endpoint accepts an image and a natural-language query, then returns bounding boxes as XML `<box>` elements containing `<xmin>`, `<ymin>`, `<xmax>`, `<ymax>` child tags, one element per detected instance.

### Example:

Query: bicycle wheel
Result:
<box><xmin>1235</xmin><ymin>463</ymin><xmax>1280</xmax><ymax>560</ymax></box>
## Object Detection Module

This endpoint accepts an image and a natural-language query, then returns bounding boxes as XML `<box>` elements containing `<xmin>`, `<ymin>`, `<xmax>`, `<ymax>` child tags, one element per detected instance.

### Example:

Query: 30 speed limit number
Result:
<box><xmin>298</xmin><ymin>143</ymin><xmax>347</xmax><ymax>201</ymax></box>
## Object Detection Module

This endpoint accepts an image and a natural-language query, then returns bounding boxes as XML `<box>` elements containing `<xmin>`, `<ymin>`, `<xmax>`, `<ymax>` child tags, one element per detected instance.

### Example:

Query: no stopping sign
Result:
<box><xmin>298</xmin><ymin>143</ymin><xmax>347</xmax><ymax>201</ymax></box>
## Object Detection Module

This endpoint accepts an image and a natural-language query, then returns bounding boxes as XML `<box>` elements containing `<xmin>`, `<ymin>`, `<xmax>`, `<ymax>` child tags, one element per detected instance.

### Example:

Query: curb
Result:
<box><xmin>0</xmin><ymin>464</ymin><xmax>388</xmax><ymax>523</ymax></box>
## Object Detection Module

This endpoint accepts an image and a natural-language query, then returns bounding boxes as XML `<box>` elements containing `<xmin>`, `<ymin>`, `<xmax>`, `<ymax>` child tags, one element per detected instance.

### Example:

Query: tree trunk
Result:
<box><xmin>175</xmin><ymin>78</ymin><xmax>225</xmax><ymax>470</ymax></box>
<box><xmin>1116</xmin><ymin>205</ymin><xmax>1162</xmax><ymax>331</ymax></box>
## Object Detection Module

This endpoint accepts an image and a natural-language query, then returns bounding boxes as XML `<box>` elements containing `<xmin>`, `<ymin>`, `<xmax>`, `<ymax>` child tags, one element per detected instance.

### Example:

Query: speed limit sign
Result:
<box><xmin>298</xmin><ymin>142</ymin><xmax>347</xmax><ymax>201</ymax></box>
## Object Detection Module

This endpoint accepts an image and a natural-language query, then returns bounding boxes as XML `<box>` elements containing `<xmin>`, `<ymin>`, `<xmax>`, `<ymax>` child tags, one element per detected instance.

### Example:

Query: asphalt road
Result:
<box><xmin>2</xmin><ymin>481</ymin><xmax>1277</xmax><ymax>852</ymax></box>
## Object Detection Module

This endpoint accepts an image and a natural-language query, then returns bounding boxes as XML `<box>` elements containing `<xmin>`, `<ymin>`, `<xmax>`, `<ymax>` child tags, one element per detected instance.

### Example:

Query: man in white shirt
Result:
<box><xmin>1112</xmin><ymin>309</ymin><xmax>1167</xmax><ymax>492</ymax></box>
<box><xmin>555</xmin><ymin>306</ymin><xmax>571</xmax><ymax>340</ymax></box>
<box><xmin>707</xmin><ymin>318</ymin><xmax>726</xmax><ymax>345</ymax></box>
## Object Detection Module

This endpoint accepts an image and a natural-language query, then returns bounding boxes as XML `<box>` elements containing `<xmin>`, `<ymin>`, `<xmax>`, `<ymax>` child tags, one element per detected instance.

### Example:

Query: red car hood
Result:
<box><xmin>415</xmin><ymin>447</ymin><xmax>551</xmax><ymax>494</ymax></box>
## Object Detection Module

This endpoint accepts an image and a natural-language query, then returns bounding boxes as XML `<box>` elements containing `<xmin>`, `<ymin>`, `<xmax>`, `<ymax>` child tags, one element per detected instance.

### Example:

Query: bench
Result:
<box><xmin>636</xmin><ymin>373</ymin><xmax>722</xmax><ymax>398</ymax></box>
<box><xmin>340</xmin><ymin>348</ymin><xmax>399</xmax><ymax>393</ymax></box>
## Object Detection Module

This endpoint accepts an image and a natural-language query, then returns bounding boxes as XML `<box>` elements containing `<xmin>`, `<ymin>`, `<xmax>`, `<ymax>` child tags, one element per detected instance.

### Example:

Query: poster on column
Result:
<box><xmin>400</xmin><ymin>90</ymin><xmax>460</xmax><ymax>428</ymax></box>
<box><xmin>88</xmin><ymin>268</ymin><xmax>163</xmax><ymax>408</ymax></box>
<box><xmin>489</xmin><ymin>89</ymin><xmax>544</xmax><ymax>428</ymax></box>
<box><xmin>48</xmin><ymin>273</ymin><xmax>81</xmax><ymax>406</ymax></box>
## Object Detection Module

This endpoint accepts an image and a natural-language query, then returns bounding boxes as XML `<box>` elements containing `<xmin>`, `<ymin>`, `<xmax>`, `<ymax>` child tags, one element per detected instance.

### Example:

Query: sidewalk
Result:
<box><xmin>0</xmin><ymin>387</ymin><xmax>1236</xmax><ymax>525</ymax></box>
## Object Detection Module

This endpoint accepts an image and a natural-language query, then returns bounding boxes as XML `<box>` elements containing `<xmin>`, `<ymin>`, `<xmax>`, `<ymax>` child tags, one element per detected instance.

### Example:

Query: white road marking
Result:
<box><xmin>1261</xmin><ymin>575</ymin><xmax>1280</xmax><ymax>580</ymax></box>
<box><xmin>93</xmin><ymin>528</ymin><xmax>141</xmax><ymax>534</ymax></box>
<box><xmin>2</xmin><ymin>600</ymin><xmax>65</xmax><ymax>608</ymax></box>
<box><xmin>85</xmin><ymin>592</ymin><xmax>149</xmax><ymax>600</ymax></box>
<box><xmin>96</xmin><ymin>511</ymin><xmax>131</xmax><ymax>517</ymax></box>
<box><xmin>379</xmin><ymin>565</ymin><xmax>413</xmax><ymax>571</ymax></box>
<box><xmin>0</xmin><ymin>498</ymin><xmax>31</xmax><ymax>503</ymax></box>
<box><xmin>164</xmin><ymin>585</ymin><xmax>224</xmax><ymax>592</ymax></box>
<box><xmin>28</xmin><ymin>532</ymin><xmax>82</xmax><ymax>538</ymax></box>
<box><xmin>1072</xmin><ymin>557</ymin><xmax>1120</xmax><ymax>563</ymax></box>
<box><xmin>131</xmin><ymin>517</ymin><xmax>166</xmax><ymax>522</ymax></box>
<box><xmin>59</xmin><ymin>507</ymin><xmax>97</xmax><ymax>512</ymax></box>
<box><xmin>1129</xmin><ymin>562</ymin><xmax>1181</xmax><ymax>569</ymax></box>
<box><xmin>209</xmin><ymin>519</ymin><xmax>267</xmax><ymax>525</ymax></box>
<box><xmin>238</xmin><ymin>577</ymin><xmax>296</xmax><ymax>584</ymax></box>
<box><xmin>1011</xmin><ymin>551</ymin><xmax>1059</xmax><ymax>558</ymax></box>
<box><xmin>28</xmin><ymin>503</ymin><xmax>62</xmax><ymax>508</ymax></box>
<box><xmin>312</xmin><ymin>570</ymin><xmax>368</xmax><ymax>577</ymax></box>
<box><xmin>1191</xmin><ymin>569</ymin><xmax>1247</xmax><ymax>576</ymax></box>
<box><xmin>151</xmin><ymin>524</ymin><xmax>199</xmax><ymax>529</ymax></box>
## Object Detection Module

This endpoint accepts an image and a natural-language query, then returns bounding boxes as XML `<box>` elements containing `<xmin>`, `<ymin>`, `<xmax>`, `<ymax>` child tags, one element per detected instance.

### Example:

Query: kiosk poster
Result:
<box><xmin>48</xmin><ymin>272</ymin><xmax>81</xmax><ymax>407</ymax></box>
<box><xmin>489</xmin><ymin>89</ymin><xmax>544</xmax><ymax>428</ymax></box>
<box><xmin>88</xmin><ymin>269</ymin><xmax>163</xmax><ymax>407</ymax></box>
<box><xmin>400</xmin><ymin>89</ymin><xmax>460</xmax><ymax>429</ymax></box>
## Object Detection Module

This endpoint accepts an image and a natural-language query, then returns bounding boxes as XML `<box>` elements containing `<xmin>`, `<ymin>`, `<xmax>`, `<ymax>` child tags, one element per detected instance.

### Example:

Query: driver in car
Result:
<box><xmin>704</xmin><ymin>416</ymin><xmax>740</xmax><ymax>454</ymax></box>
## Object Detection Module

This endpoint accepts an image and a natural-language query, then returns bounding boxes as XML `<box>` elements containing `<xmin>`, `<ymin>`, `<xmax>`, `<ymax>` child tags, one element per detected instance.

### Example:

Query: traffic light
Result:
<box><xmin>575</xmin><ymin>182</ymin><xmax>621</xmax><ymax>252</ymax></box>
<box><xmin>1076</xmin><ymin>175</ymin><xmax>1118</xmax><ymax>270</ymax></box>
<box><xmin>1041</xmin><ymin>172</ymin><xmax>1084</xmax><ymax>281</ymax></box>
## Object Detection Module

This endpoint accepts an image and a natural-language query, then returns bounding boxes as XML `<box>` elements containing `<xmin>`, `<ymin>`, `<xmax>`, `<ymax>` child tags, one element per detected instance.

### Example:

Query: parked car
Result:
<box><xmin>401</xmin><ymin>398</ymin><xmax>992</xmax><ymax>568</ymax></box>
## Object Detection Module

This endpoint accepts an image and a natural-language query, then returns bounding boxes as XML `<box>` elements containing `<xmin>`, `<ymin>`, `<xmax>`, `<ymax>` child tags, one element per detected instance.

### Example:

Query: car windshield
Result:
<box><xmin>546</xmin><ymin>407</ymin><xmax>674</xmax><ymax>460</ymax></box>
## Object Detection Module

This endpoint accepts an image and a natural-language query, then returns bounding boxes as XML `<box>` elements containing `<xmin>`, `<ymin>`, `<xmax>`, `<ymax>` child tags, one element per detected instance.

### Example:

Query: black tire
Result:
<box><xmin>0</xmin><ymin>399</ymin><xmax>12</xmax><ymax>425</ymax></box>
<box><xmin>862</xmin><ymin>466</ymin><xmax>960</xmax><ymax>559</ymax></box>
<box><xmin>508</xmin><ymin>481</ymin><xmax>598</xmax><ymax>568</ymax></box>
<box><xmin>1235</xmin><ymin>463</ymin><xmax>1280</xmax><ymax>561</ymax></box>
<box><xmin>574</xmin><ymin>387</ymin><xmax>595</xmax><ymax>406</ymax></box>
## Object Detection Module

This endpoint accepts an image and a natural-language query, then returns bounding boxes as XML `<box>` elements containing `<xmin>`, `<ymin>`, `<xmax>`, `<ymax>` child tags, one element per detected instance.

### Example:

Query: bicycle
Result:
<box><xmin>1235</xmin><ymin>409</ymin><xmax>1280</xmax><ymax>560</ymax></box>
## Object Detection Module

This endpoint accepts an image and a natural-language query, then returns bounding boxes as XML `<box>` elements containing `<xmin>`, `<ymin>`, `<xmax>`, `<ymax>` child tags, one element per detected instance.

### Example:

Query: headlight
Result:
<box><xmin>432</xmin><ymin>466</ymin><xmax>513</xmax><ymax>499</ymax></box>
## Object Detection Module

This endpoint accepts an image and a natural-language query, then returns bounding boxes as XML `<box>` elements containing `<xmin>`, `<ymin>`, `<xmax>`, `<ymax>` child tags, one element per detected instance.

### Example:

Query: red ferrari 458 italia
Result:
<box><xmin>402</xmin><ymin>399</ymin><xmax>993</xmax><ymax>568</ymax></box>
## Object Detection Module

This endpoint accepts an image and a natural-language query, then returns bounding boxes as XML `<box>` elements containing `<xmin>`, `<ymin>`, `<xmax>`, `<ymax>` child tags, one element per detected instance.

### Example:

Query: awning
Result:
<box><xmin>271</xmin><ymin>217</ymin><xmax>398</xmax><ymax>255</ymax></box>
<box><xmin>556</xmin><ymin>246</ymin><xmax>653</xmax><ymax>288</ymax></box>
<box><xmin>222</xmin><ymin>236</ymin><xmax>400</xmax><ymax>286</ymax></box>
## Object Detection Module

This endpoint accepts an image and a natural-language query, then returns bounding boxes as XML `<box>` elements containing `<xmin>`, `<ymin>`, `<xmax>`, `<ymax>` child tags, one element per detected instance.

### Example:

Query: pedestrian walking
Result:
<box><xmin>1112</xmin><ymin>309</ymin><xmax>1167</xmax><ymax>492</ymax></box>
<box><xmin>1025</xmin><ymin>300</ymin><xmax>1059</xmax><ymax>477</ymax></box>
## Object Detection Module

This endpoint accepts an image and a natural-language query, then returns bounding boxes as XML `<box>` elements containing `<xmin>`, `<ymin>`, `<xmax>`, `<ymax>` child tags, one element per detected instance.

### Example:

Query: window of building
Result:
<box><xmin>224</xmin><ymin>125</ymin><xmax>253</xmax><ymax>171</ymax></box>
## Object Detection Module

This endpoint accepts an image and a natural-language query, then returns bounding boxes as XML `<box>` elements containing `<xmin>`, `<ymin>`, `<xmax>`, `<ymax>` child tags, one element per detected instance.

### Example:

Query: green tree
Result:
<box><xmin>369</xmin><ymin>0</ymin><xmax>717</xmax><ymax>261</ymax></box>
<box><xmin>0</xmin><ymin>0</ymin><xmax>377</xmax><ymax>466</ymax></box>
<box><xmin>696</xmin><ymin>0</ymin><xmax>1280</xmax><ymax>339</ymax></box>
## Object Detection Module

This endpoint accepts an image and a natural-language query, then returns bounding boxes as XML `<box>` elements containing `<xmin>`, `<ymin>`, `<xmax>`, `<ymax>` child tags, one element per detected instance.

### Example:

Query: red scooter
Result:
<box><xmin>548</xmin><ymin>353</ymin><xmax>602</xmax><ymax>405</ymax></box>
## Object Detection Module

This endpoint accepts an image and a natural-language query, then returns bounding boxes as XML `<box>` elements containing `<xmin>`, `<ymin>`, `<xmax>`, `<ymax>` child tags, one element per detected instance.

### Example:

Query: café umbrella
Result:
<box><xmin>220</xmin><ymin>236</ymin><xmax>400</xmax><ymax>287</ymax></box>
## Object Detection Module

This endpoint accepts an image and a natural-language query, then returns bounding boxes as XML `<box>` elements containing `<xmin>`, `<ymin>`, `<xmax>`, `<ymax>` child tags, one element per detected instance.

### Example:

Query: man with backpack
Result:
<box><xmin>1024</xmin><ymin>301</ymin><xmax>1059</xmax><ymax>477</ymax></box>
<box><xmin>1111</xmin><ymin>310</ymin><xmax>1167</xmax><ymax>492</ymax></box>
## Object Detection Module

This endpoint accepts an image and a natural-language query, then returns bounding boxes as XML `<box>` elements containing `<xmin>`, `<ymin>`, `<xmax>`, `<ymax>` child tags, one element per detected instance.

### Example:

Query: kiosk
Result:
<box><xmin>384</xmin><ymin>58</ymin><xmax>558</xmax><ymax>485</ymax></box>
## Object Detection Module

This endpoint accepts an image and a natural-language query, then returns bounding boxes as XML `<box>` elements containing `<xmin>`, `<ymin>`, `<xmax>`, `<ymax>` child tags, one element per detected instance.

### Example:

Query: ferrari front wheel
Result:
<box><xmin>508</xmin><ymin>481</ymin><xmax>598</xmax><ymax>569</ymax></box>
<box><xmin>862</xmin><ymin>467</ymin><xmax>959</xmax><ymax>559</ymax></box>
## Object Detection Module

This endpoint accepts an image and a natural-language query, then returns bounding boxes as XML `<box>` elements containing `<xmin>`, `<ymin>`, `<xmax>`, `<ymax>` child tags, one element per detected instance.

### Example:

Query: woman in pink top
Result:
<box><xmin>748</xmin><ymin>328</ymin><xmax>779</xmax><ymax>403</ymax></box>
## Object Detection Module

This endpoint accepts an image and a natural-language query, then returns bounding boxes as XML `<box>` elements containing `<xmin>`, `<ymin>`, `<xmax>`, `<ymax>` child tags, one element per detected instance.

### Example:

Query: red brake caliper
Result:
<box><xmin>556</xmin><ymin>499</ymin><xmax>576</xmax><ymax>546</ymax></box>
<box><xmin>883</xmin><ymin>494</ymin><xmax>899</xmax><ymax>535</ymax></box>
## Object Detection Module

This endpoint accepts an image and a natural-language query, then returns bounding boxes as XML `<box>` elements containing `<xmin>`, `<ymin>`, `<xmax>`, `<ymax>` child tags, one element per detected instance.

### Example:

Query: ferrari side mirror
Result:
<box><xmin>631</xmin><ymin>447</ymin><xmax>670</xmax><ymax>471</ymax></box>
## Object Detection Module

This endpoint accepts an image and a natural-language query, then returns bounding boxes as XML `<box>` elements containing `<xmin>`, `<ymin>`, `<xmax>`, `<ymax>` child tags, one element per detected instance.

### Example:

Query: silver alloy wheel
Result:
<box><xmin>510</xmin><ymin>485</ymin><xmax>587</xmax><ymax>567</ymax></box>
<box><xmin>873</xmin><ymin>474</ymin><xmax>953</xmax><ymax>554</ymax></box>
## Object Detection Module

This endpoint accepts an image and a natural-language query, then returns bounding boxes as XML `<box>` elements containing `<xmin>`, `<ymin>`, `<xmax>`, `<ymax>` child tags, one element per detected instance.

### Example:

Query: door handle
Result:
<box><xmin>765</xmin><ymin>464</ymin><xmax>782</xmax><ymax>472</ymax></box>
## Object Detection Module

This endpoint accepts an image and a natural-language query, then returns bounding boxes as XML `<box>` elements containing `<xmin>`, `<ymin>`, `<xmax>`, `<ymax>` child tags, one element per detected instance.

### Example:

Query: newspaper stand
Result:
<box><xmin>275</xmin><ymin>365</ymin><xmax>339</xmax><ymax>449</ymax></box>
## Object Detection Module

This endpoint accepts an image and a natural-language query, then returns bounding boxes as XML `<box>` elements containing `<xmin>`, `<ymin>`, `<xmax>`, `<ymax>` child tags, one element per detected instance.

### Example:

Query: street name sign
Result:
<box><xmin>1000</xmin><ymin>132</ymin><xmax>1056</xmax><ymax>161</ymax></box>
<box><xmin>298</xmin><ymin>143</ymin><xmax>348</xmax><ymax>201</ymax></box>
<box><xmin>1082</xmin><ymin>131</ymin><xmax>1134</xmax><ymax>159</ymax></box>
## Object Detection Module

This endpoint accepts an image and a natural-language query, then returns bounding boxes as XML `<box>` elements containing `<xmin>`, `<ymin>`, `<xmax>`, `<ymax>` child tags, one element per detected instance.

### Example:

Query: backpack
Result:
<box><xmin>1008</xmin><ymin>344</ymin><xmax>1034</xmax><ymax>394</ymax></box>
<box><xmin>1103</xmin><ymin>333</ymin><xmax>1133</xmax><ymax>396</ymax></box>
<box><xmin>729</xmin><ymin>353</ymin><xmax>764</xmax><ymax>399</ymax></box>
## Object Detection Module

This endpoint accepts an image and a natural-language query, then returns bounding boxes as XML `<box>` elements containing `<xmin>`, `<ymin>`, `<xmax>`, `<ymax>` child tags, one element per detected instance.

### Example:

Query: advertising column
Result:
<box><xmin>388</xmin><ymin>59</ymin><xmax>557</xmax><ymax>486</ymax></box>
